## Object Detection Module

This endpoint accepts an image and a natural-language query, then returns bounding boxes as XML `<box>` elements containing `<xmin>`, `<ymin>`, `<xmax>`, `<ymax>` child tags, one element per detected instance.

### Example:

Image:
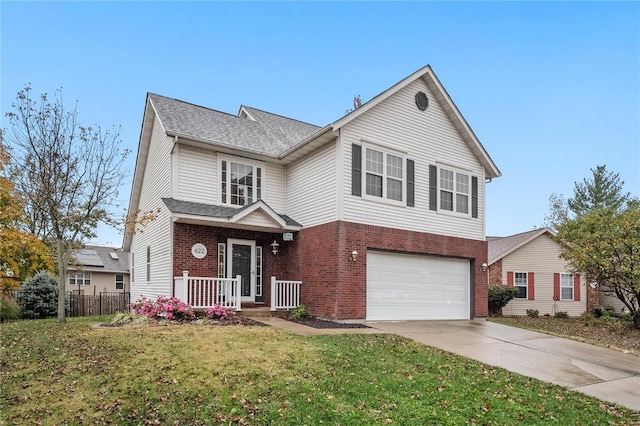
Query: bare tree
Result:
<box><xmin>4</xmin><ymin>85</ymin><xmax>130</xmax><ymax>322</ymax></box>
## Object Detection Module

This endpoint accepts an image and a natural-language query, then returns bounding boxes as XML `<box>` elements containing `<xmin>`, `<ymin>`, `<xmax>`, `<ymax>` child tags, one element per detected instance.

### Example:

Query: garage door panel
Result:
<box><xmin>366</xmin><ymin>252</ymin><xmax>470</xmax><ymax>321</ymax></box>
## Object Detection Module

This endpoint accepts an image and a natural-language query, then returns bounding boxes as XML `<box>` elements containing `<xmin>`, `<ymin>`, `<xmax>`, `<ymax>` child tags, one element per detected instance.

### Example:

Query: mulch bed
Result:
<box><xmin>287</xmin><ymin>317</ymin><xmax>370</xmax><ymax>329</ymax></box>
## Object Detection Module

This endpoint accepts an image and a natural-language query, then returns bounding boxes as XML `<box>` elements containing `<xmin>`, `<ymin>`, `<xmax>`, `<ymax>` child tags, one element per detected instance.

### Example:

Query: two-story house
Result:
<box><xmin>124</xmin><ymin>65</ymin><xmax>501</xmax><ymax>321</ymax></box>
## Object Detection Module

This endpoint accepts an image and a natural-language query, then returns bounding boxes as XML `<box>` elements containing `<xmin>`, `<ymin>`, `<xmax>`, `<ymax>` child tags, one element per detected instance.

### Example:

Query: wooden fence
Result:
<box><xmin>67</xmin><ymin>292</ymin><xmax>130</xmax><ymax>317</ymax></box>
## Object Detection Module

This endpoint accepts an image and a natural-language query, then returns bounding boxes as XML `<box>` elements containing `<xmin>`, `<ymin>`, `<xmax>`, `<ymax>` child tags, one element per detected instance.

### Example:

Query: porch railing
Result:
<box><xmin>175</xmin><ymin>271</ymin><xmax>242</xmax><ymax>311</ymax></box>
<box><xmin>270</xmin><ymin>276</ymin><xmax>302</xmax><ymax>311</ymax></box>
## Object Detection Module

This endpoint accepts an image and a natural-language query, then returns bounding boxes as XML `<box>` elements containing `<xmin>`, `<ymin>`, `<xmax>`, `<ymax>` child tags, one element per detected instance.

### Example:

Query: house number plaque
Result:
<box><xmin>191</xmin><ymin>243</ymin><xmax>207</xmax><ymax>259</ymax></box>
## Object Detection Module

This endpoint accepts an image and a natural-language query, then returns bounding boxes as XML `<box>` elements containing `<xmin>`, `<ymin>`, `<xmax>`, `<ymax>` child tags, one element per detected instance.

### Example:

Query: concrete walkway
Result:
<box><xmin>247</xmin><ymin>315</ymin><xmax>640</xmax><ymax>411</ymax></box>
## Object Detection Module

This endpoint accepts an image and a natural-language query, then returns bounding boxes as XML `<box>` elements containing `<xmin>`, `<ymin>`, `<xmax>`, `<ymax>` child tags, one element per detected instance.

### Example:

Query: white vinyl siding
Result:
<box><xmin>177</xmin><ymin>146</ymin><xmax>217</xmax><ymax>204</ymax></box>
<box><xmin>501</xmin><ymin>233</ymin><xmax>586</xmax><ymax>317</ymax></box>
<box><xmin>286</xmin><ymin>142</ymin><xmax>337</xmax><ymax>227</ymax></box>
<box><xmin>65</xmin><ymin>271</ymin><xmax>129</xmax><ymax>293</ymax></box>
<box><xmin>129</xmin><ymin>113</ymin><xmax>173</xmax><ymax>302</ymax></box>
<box><xmin>341</xmin><ymin>79</ymin><xmax>485</xmax><ymax>240</ymax></box>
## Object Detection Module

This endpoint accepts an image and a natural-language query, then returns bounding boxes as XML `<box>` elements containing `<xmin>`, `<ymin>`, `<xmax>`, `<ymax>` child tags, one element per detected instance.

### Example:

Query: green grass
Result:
<box><xmin>1</xmin><ymin>317</ymin><xmax>637</xmax><ymax>425</ymax></box>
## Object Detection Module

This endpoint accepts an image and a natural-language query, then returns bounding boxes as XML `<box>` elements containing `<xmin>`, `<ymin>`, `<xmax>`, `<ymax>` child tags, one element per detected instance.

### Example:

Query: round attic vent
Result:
<box><xmin>415</xmin><ymin>91</ymin><xmax>429</xmax><ymax>111</ymax></box>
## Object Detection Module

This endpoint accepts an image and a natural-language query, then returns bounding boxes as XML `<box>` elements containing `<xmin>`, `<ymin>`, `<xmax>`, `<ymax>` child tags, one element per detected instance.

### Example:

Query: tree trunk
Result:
<box><xmin>56</xmin><ymin>239</ymin><xmax>66</xmax><ymax>323</ymax></box>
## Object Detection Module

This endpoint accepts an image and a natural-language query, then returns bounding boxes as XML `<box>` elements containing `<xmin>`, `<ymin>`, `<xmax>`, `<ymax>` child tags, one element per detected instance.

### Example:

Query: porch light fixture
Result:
<box><xmin>481</xmin><ymin>263</ymin><xmax>488</xmax><ymax>272</ymax></box>
<box><xmin>350</xmin><ymin>250</ymin><xmax>358</xmax><ymax>262</ymax></box>
<box><xmin>270</xmin><ymin>240</ymin><xmax>279</xmax><ymax>255</ymax></box>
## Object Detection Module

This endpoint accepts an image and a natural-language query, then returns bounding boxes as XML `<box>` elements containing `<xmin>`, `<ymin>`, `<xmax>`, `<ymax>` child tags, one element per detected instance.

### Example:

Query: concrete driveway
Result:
<box><xmin>370</xmin><ymin>320</ymin><xmax>640</xmax><ymax>411</ymax></box>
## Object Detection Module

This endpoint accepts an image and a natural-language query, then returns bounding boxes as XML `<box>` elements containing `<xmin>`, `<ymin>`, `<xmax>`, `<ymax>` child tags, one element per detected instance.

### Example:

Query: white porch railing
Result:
<box><xmin>175</xmin><ymin>271</ymin><xmax>242</xmax><ymax>311</ymax></box>
<box><xmin>270</xmin><ymin>276</ymin><xmax>302</xmax><ymax>311</ymax></box>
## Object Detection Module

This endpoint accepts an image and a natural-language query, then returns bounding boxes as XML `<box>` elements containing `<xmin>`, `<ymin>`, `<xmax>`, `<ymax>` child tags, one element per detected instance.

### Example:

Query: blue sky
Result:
<box><xmin>2</xmin><ymin>1</ymin><xmax>639</xmax><ymax>246</ymax></box>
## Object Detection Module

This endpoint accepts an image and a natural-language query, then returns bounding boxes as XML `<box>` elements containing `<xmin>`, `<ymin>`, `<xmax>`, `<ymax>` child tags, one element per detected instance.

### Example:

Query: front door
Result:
<box><xmin>228</xmin><ymin>239</ymin><xmax>255</xmax><ymax>302</ymax></box>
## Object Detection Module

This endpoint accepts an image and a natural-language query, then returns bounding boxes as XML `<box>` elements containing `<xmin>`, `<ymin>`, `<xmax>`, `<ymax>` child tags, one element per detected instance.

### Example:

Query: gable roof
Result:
<box><xmin>149</xmin><ymin>93</ymin><xmax>322</xmax><ymax>157</ymax></box>
<box><xmin>70</xmin><ymin>245</ymin><xmax>129</xmax><ymax>273</ymax></box>
<box><xmin>488</xmin><ymin>228</ymin><xmax>555</xmax><ymax>265</ymax></box>
<box><xmin>162</xmin><ymin>198</ymin><xmax>302</xmax><ymax>230</ymax></box>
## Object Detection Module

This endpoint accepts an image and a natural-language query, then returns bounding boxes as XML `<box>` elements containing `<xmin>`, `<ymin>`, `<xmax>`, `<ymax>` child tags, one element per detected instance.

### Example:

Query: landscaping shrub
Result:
<box><xmin>554</xmin><ymin>311</ymin><xmax>569</xmax><ymax>319</ymax></box>
<box><xmin>526</xmin><ymin>309</ymin><xmax>539</xmax><ymax>318</ymax></box>
<box><xmin>290</xmin><ymin>304</ymin><xmax>309</xmax><ymax>319</ymax></box>
<box><xmin>16</xmin><ymin>271</ymin><xmax>59</xmax><ymax>319</ymax></box>
<box><xmin>488</xmin><ymin>286</ymin><xmax>519</xmax><ymax>316</ymax></box>
<box><xmin>130</xmin><ymin>295</ymin><xmax>196</xmax><ymax>321</ymax></box>
<box><xmin>205</xmin><ymin>305</ymin><xmax>235</xmax><ymax>321</ymax></box>
<box><xmin>0</xmin><ymin>294</ymin><xmax>21</xmax><ymax>322</ymax></box>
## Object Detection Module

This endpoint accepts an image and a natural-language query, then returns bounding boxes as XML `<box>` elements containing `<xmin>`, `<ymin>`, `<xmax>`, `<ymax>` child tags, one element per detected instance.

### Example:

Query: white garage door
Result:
<box><xmin>366</xmin><ymin>251</ymin><xmax>470</xmax><ymax>321</ymax></box>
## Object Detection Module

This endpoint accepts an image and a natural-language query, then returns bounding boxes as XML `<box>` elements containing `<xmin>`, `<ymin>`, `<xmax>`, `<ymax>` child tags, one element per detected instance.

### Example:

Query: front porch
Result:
<box><xmin>175</xmin><ymin>272</ymin><xmax>302</xmax><ymax>312</ymax></box>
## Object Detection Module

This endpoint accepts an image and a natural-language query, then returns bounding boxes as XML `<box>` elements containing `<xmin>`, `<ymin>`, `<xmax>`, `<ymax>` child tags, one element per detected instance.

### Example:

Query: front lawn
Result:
<box><xmin>1</xmin><ymin>316</ymin><xmax>637</xmax><ymax>425</ymax></box>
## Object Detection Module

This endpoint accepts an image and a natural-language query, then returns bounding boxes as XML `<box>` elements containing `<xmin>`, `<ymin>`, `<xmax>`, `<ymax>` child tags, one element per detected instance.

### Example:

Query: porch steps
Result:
<box><xmin>241</xmin><ymin>307</ymin><xmax>290</xmax><ymax>319</ymax></box>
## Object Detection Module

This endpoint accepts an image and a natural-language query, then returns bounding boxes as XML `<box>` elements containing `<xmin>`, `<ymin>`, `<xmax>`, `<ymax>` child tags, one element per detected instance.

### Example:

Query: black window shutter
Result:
<box><xmin>472</xmin><ymin>176</ymin><xmax>478</xmax><ymax>218</ymax></box>
<box><xmin>429</xmin><ymin>165</ymin><xmax>437</xmax><ymax>211</ymax></box>
<box><xmin>407</xmin><ymin>159</ymin><xmax>415</xmax><ymax>207</ymax></box>
<box><xmin>352</xmin><ymin>144</ymin><xmax>362</xmax><ymax>196</ymax></box>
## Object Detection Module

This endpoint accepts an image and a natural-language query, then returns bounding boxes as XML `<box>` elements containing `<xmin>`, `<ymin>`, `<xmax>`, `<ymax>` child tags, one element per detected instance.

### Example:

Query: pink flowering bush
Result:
<box><xmin>130</xmin><ymin>295</ymin><xmax>196</xmax><ymax>321</ymax></box>
<box><xmin>205</xmin><ymin>305</ymin><xmax>236</xmax><ymax>321</ymax></box>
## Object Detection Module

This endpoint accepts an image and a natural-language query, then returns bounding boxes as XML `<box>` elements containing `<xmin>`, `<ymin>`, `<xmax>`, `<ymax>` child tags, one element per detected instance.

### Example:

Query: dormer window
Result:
<box><xmin>219</xmin><ymin>155</ymin><xmax>264</xmax><ymax>207</ymax></box>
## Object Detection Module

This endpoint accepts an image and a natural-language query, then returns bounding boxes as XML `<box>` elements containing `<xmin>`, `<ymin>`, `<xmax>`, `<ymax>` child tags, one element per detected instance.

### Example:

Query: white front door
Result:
<box><xmin>227</xmin><ymin>239</ymin><xmax>256</xmax><ymax>302</ymax></box>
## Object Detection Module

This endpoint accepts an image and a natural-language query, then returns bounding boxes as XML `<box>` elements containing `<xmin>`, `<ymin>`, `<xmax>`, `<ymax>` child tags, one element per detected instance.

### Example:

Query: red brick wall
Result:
<box><xmin>172</xmin><ymin>223</ymin><xmax>300</xmax><ymax>302</ymax></box>
<box><xmin>489</xmin><ymin>259</ymin><xmax>503</xmax><ymax>286</ymax></box>
<box><xmin>172</xmin><ymin>221</ymin><xmax>489</xmax><ymax>320</ymax></box>
<box><xmin>297</xmin><ymin>221</ymin><xmax>489</xmax><ymax>320</ymax></box>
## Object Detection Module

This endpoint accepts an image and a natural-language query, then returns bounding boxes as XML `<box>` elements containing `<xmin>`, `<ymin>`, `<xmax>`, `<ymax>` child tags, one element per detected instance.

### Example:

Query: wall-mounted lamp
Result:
<box><xmin>481</xmin><ymin>263</ymin><xmax>488</xmax><ymax>272</ymax></box>
<box><xmin>270</xmin><ymin>240</ymin><xmax>279</xmax><ymax>255</ymax></box>
<box><xmin>350</xmin><ymin>250</ymin><xmax>358</xmax><ymax>262</ymax></box>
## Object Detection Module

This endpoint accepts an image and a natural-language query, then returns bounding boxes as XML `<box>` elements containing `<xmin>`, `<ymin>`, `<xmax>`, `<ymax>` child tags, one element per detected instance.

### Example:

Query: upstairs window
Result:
<box><xmin>438</xmin><ymin>166</ymin><xmax>471</xmax><ymax>216</ymax></box>
<box><xmin>363</xmin><ymin>145</ymin><xmax>405</xmax><ymax>203</ymax></box>
<box><xmin>220</xmin><ymin>156</ymin><xmax>263</xmax><ymax>206</ymax></box>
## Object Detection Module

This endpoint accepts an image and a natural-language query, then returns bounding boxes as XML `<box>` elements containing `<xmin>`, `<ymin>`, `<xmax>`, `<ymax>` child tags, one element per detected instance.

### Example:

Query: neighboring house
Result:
<box><xmin>487</xmin><ymin>228</ymin><xmax>587</xmax><ymax>317</ymax></box>
<box><xmin>124</xmin><ymin>64</ymin><xmax>501</xmax><ymax>321</ymax></box>
<box><xmin>67</xmin><ymin>246</ymin><xmax>130</xmax><ymax>294</ymax></box>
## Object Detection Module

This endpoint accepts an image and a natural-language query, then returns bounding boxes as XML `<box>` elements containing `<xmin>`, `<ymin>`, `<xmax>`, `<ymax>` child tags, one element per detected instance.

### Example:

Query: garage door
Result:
<box><xmin>366</xmin><ymin>251</ymin><xmax>470</xmax><ymax>321</ymax></box>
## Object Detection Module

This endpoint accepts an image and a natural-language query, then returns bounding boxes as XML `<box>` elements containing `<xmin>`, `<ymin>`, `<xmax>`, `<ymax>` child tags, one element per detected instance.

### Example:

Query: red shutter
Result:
<box><xmin>574</xmin><ymin>274</ymin><xmax>581</xmax><ymax>301</ymax></box>
<box><xmin>553</xmin><ymin>273</ymin><xmax>560</xmax><ymax>300</ymax></box>
<box><xmin>507</xmin><ymin>271</ymin><xmax>514</xmax><ymax>287</ymax></box>
<box><xmin>528</xmin><ymin>272</ymin><xmax>535</xmax><ymax>300</ymax></box>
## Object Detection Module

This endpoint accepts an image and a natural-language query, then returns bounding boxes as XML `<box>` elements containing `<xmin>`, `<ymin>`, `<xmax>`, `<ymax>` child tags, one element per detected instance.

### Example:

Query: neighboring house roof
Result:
<box><xmin>162</xmin><ymin>198</ymin><xmax>302</xmax><ymax>229</ymax></box>
<box><xmin>488</xmin><ymin>228</ymin><xmax>555</xmax><ymax>264</ymax></box>
<box><xmin>70</xmin><ymin>245</ymin><xmax>129</xmax><ymax>274</ymax></box>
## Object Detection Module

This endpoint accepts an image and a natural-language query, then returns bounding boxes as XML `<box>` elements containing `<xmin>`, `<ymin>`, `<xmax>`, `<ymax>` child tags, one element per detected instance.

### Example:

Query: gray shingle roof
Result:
<box><xmin>70</xmin><ymin>245</ymin><xmax>129</xmax><ymax>273</ymax></box>
<box><xmin>488</xmin><ymin>229</ymin><xmax>551</xmax><ymax>264</ymax></box>
<box><xmin>162</xmin><ymin>197</ymin><xmax>302</xmax><ymax>227</ymax></box>
<box><xmin>148</xmin><ymin>94</ymin><xmax>321</xmax><ymax>156</ymax></box>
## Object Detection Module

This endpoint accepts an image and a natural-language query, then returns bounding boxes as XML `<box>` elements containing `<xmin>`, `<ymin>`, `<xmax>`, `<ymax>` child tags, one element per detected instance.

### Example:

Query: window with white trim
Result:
<box><xmin>363</xmin><ymin>145</ymin><xmax>405</xmax><ymax>203</ymax></box>
<box><xmin>218</xmin><ymin>243</ymin><xmax>226</xmax><ymax>278</ymax></box>
<box><xmin>219</xmin><ymin>156</ymin><xmax>264</xmax><ymax>206</ymax></box>
<box><xmin>256</xmin><ymin>246</ymin><xmax>263</xmax><ymax>297</ymax></box>
<box><xmin>438</xmin><ymin>166</ymin><xmax>471</xmax><ymax>215</ymax></box>
<box><xmin>115</xmin><ymin>274</ymin><xmax>124</xmax><ymax>290</ymax></box>
<box><xmin>560</xmin><ymin>273</ymin><xmax>574</xmax><ymax>300</ymax></box>
<box><xmin>146</xmin><ymin>246</ymin><xmax>151</xmax><ymax>282</ymax></box>
<box><xmin>69</xmin><ymin>271</ymin><xmax>91</xmax><ymax>286</ymax></box>
<box><xmin>514</xmin><ymin>272</ymin><xmax>527</xmax><ymax>299</ymax></box>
